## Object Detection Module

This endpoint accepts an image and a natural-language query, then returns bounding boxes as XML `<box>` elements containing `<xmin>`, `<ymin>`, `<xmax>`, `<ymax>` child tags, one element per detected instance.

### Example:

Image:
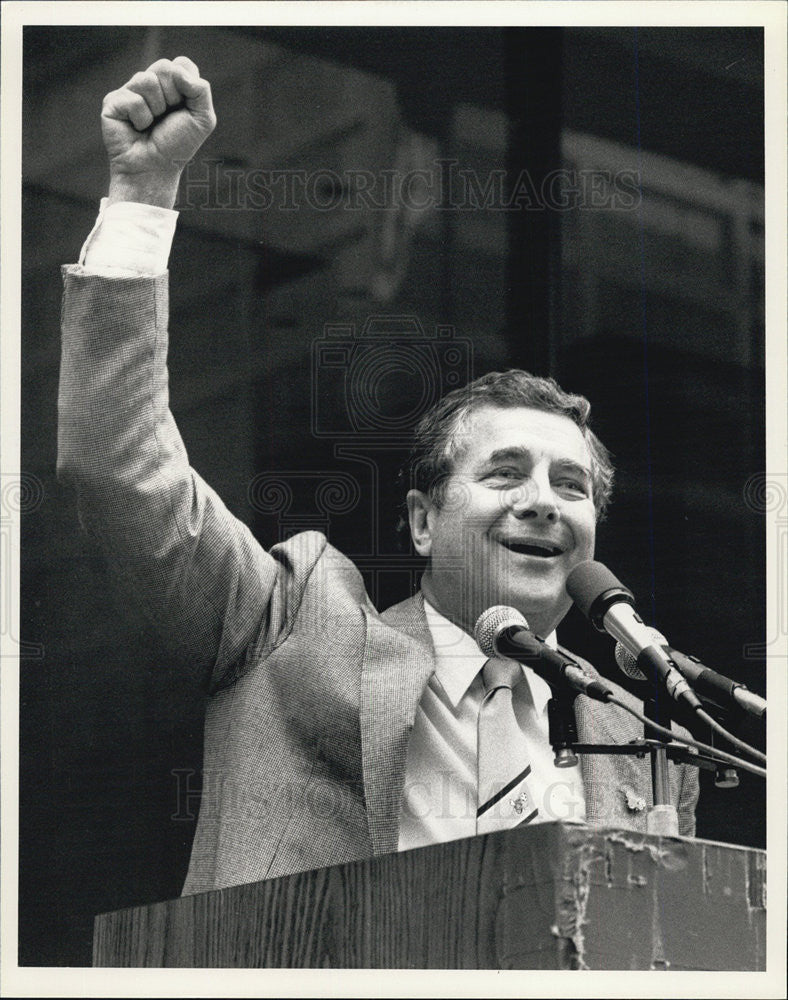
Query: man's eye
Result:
<box><xmin>487</xmin><ymin>468</ymin><xmax>520</xmax><ymax>481</ymax></box>
<box><xmin>554</xmin><ymin>479</ymin><xmax>588</xmax><ymax>497</ymax></box>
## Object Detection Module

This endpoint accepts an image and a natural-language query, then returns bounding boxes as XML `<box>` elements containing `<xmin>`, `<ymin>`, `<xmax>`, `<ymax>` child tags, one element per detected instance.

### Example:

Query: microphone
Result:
<box><xmin>474</xmin><ymin>606</ymin><xmax>613</xmax><ymax>703</ymax></box>
<box><xmin>615</xmin><ymin>626</ymin><xmax>766</xmax><ymax>719</ymax></box>
<box><xmin>614</xmin><ymin>627</ymin><xmax>666</xmax><ymax>681</ymax></box>
<box><xmin>565</xmin><ymin>561</ymin><xmax>702</xmax><ymax>710</ymax></box>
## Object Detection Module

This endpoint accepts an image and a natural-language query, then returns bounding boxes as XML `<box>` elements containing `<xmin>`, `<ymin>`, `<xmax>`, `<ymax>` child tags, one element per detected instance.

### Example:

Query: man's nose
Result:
<box><xmin>508</xmin><ymin>475</ymin><xmax>559</xmax><ymax>521</ymax></box>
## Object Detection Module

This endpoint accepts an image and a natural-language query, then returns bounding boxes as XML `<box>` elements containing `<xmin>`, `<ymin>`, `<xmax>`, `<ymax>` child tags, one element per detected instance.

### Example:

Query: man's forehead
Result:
<box><xmin>455</xmin><ymin>405</ymin><xmax>590</xmax><ymax>462</ymax></box>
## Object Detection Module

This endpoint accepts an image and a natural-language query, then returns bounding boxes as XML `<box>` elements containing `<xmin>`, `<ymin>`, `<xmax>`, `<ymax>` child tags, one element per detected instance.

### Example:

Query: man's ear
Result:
<box><xmin>406</xmin><ymin>489</ymin><xmax>433</xmax><ymax>557</ymax></box>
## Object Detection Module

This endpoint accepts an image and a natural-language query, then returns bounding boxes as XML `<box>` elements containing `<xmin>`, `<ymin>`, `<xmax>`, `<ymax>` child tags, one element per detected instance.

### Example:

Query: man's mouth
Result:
<box><xmin>498</xmin><ymin>538</ymin><xmax>564</xmax><ymax>558</ymax></box>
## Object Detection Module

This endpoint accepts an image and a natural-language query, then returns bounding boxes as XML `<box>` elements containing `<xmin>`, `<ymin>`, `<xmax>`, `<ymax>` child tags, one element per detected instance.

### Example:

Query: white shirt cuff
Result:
<box><xmin>78</xmin><ymin>198</ymin><xmax>178</xmax><ymax>276</ymax></box>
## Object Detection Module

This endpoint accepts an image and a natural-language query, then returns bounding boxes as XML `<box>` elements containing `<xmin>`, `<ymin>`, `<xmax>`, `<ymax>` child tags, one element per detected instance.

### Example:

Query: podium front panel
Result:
<box><xmin>93</xmin><ymin>823</ymin><xmax>766</xmax><ymax>969</ymax></box>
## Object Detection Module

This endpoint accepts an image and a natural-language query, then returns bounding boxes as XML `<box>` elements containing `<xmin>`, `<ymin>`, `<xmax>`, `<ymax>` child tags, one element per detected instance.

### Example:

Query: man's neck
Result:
<box><xmin>419</xmin><ymin>574</ymin><xmax>473</xmax><ymax>637</ymax></box>
<box><xmin>419</xmin><ymin>573</ymin><xmax>563</xmax><ymax>640</ymax></box>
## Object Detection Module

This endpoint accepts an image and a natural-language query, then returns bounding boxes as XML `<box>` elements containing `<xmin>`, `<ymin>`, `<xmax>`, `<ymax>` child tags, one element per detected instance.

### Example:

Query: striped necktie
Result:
<box><xmin>476</xmin><ymin>657</ymin><xmax>539</xmax><ymax>835</ymax></box>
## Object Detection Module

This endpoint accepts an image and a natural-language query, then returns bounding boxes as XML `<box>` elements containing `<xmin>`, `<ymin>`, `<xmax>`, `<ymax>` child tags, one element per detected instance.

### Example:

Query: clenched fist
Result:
<box><xmin>102</xmin><ymin>56</ymin><xmax>216</xmax><ymax>208</ymax></box>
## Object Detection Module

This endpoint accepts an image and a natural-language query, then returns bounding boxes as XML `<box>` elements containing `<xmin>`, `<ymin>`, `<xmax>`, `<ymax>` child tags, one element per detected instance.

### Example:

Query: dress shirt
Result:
<box><xmin>79</xmin><ymin>198</ymin><xmax>177</xmax><ymax>276</ymax></box>
<box><xmin>398</xmin><ymin>600</ymin><xmax>586</xmax><ymax>851</ymax></box>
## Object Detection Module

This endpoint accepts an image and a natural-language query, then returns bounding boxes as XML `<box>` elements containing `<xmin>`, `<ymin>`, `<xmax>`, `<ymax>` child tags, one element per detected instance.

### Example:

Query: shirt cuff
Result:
<box><xmin>78</xmin><ymin>198</ymin><xmax>178</xmax><ymax>277</ymax></box>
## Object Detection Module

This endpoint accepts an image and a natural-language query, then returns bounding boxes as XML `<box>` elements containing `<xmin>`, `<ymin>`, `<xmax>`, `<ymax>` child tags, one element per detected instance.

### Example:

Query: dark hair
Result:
<box><xmin>398</xmin><ymin>369</ymin><xmax>614</xmax><ymax>539</ymax></box>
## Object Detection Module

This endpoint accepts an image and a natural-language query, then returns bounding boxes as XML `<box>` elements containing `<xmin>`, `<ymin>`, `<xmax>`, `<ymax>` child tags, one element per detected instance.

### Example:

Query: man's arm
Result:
<box><xmin>58</xmin><ymin>59</ymin><xmax>320</xmax><ymax>691</ymax></box>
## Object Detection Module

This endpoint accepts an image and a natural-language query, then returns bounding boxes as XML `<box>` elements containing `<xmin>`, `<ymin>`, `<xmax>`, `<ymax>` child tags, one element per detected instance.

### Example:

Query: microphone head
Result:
<box><xmin>565</xmin><ymin>560</ymin><xmax>635</xmax><ymax>629</ymax></box>
<box><xmin>474</xmin><ymin>606</ymin><xmax>528</xmax><ymax>658</ymax></box>
<box><xmin>614</xmin><ymin>627</ymin><xmax>668</xmax><ymax>680</ymax></box>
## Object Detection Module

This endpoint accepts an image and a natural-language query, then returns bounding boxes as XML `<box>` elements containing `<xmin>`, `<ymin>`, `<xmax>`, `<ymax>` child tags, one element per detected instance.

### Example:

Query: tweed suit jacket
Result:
<box><xmin>58</xmin><ymin>268</ymin><xmax>699</xmax><ymax>896</ymax></box>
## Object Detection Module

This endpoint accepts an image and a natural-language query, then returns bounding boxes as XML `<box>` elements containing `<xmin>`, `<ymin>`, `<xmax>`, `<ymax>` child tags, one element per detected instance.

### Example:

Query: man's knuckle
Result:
<box><xmin>175</xmin><ymin>54</ymin><xmax>199</xmax><ymax>71</ymax></box>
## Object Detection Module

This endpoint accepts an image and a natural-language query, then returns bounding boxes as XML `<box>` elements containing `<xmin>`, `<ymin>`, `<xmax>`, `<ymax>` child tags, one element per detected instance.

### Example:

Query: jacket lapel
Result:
<box><xmin>574</xmin><ymin>675</ymin><xmax>658</xmax><ymax>831</ymax></box>
<box><xmin>554</xmin><ymin>642</ymin><xmax>651</xmax><ymax>830</ymax></box>
<box><xmin>360</xmin><ymin>594</ymin><xmax>436</xmax><ymax>855</ymax></box>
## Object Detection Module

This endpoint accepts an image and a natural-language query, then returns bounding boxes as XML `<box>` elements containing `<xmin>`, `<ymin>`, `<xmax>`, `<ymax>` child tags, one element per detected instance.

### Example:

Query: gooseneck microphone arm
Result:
<box><xmin>614</xmin><ymin>630</ymin><xmax>766</xmax><ymax>766</ymax></box>
<box><xmin>488</xmin><ymin>626</ymin><xmax>614</xmax><ymax>703</ymax></box>
<box><xmin>663</xmin><ymin>647</ymin><xmax>766</xmax><ymax>719</ymax></box>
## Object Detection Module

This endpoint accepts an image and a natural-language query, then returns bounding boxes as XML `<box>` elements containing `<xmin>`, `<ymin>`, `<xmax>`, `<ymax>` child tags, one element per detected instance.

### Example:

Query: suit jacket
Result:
<box><xmin>58</xmin><ymin>268</ymin><xmax>699</xmax><ymax>896</ymax></box>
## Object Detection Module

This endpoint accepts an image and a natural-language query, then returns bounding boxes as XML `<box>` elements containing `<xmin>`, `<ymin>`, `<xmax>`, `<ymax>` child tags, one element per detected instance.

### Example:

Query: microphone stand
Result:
<box><xmin>564</xmin><ymin>694</ymin><xmax>753</xmax><ymax>835</ymax></box>
<box><xmin>563</xmin><ymin>678</ymin><xmax>752</xmax><ymax>835</ymax></box>
<box><xmin>544</xmin><ymin>657</ymin><xmax>740</xmax><ymax>824</ymax></box>
<box><xmin>547</xmin><ymin>684</ymin><xmax>580</xmax><ymax>768</ymax></box>
<box><xmin>643</xmin><ymin>692</ymin><xmax>680</xmax><ymax>836</ymax></box>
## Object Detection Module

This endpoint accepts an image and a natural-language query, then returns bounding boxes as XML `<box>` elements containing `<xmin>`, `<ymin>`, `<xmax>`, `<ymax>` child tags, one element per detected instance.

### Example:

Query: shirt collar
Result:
<box><xmin>422</xmin><ymin>599</ymin><xmax>556</xmax><ymax>716</ymax></box>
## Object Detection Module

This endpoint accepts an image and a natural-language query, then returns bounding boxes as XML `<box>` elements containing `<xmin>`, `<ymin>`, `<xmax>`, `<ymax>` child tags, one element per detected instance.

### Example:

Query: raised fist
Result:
<box><xmin>101</xmin><ymin>56</ymin><xmax>216</xmax><ymax>207</ymax></box>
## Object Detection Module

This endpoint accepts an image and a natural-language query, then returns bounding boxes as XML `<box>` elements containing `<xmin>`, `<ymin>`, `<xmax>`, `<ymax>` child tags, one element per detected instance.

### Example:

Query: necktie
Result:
<box><xmin>476</xmin><ymin>657</ymin><xmax>539</xmax><ymax>835</ymax></box>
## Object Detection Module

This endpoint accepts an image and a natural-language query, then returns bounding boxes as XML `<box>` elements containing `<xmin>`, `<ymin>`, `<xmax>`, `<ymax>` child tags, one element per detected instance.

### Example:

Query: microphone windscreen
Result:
<box><xmin>565</xmin><ymin>560</ymin><xmax>626</xmax><ymax>617</ymax></box>
<box><xmin>614</xmin><ymin>627</ymin><xmax>668</xmax><ymax>680</ymax></box>
<box><xmin>474</xmin><ymin>605</ymin><xmax>528</xmax><ymax>658</ymax></box>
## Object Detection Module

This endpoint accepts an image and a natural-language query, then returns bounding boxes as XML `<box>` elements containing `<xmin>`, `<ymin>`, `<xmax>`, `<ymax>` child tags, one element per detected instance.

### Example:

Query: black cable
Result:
<box><xmin>608</xmin><ymin>695</ymin><xmax>766</xmax><ymax>779</ymax></box>
<box><xmin>694</xmin><ymin>705</ymin><xmax>766</xmax><ymax>764</ymax></box>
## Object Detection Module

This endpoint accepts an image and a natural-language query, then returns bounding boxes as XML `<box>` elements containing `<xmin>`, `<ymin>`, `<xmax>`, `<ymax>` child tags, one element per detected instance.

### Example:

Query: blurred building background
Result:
<box><xmin>20</xmin><ymin>25</ymin><xmax>765</xmax><ymax>965</ymax></box>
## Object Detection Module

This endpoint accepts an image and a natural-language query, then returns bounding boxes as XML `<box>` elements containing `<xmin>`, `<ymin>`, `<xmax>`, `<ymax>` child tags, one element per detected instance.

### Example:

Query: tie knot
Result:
<box><xmin>481</xmin><ymin>657</ymin><xmax>523</xmax><ymax>695</ymax></box>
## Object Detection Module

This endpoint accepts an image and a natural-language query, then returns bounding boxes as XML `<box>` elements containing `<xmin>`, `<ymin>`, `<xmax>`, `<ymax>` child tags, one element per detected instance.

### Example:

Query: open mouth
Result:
<box><xmin>499</xmin><ymin>539</ymin><xmax>563</xmax><ymax>558</ymax></box>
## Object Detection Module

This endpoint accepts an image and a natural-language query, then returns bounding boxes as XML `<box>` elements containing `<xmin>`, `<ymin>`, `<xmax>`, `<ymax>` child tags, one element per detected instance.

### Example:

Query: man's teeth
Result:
<box><xmin>504</xmin><ymin>541</ymin><xmax>560</xmax><ymax>557</ymax></box>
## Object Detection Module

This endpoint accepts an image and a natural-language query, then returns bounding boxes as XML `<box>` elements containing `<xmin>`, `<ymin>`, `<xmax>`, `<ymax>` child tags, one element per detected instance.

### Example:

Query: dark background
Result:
<box><xmin>20</xmin><ymin>25</ymin><xmax>765</xmax><ymax>965</ymax></box>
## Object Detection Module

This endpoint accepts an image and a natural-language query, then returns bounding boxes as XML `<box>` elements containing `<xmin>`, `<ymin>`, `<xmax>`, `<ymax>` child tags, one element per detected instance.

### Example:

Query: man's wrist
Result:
<box><xmin>79</xmin><ymin>197</ymin><xmax>178</xmax><ymax>275</ymax></box>
<box><xmin>107</xmin><ymin>171</ymin><xmax>182</xmax><ymax>210</ymax></box>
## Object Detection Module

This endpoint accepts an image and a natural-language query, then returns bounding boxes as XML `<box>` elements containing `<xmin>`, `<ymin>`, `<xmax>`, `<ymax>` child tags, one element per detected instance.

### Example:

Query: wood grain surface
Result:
<box><xmin>93</xmin><ymin>822</ymin><xmax>766</xmax><ymax>969</ymax></box>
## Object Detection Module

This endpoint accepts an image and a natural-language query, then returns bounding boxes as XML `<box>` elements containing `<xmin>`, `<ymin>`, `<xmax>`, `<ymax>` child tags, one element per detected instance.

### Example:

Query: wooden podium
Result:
<box><xmin>93</xmin><ymin>822</ymin><xmax>765</xmax><ymax>969</ymax></box>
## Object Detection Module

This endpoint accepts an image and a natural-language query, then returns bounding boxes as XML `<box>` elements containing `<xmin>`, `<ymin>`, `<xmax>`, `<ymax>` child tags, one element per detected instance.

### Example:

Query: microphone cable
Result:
<box><xmin>615</xmin><ymin>641</ymin><xmax>766</xmax><ymax>765</ymax></box>
<box><xmin>605</xmin><ymin>693</ymin><xmax>766</xmax><ymax>779</ymax></box>
<box><xmin>690</xmin><ymin>705</ymin><xmax>764</xmax><ymax>765</ymax></box>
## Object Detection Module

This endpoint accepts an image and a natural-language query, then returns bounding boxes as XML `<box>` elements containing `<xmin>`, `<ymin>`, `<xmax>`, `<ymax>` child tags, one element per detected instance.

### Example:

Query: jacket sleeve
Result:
<box><xmin>676</xmin><ymin>751</ymin><xmax>701</xmax><ymax>838</ymax></box>
<box><xmin>57</xmin><ymin>266</ymin><xmax>321</xmax><ymax>692</ymax></box>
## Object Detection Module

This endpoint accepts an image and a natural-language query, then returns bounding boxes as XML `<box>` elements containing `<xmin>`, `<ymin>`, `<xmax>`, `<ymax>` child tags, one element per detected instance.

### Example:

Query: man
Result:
<box><xmin>58</xmin><ymin>57</ymin><xmax>698</xmax><ymax>895</ymax></box>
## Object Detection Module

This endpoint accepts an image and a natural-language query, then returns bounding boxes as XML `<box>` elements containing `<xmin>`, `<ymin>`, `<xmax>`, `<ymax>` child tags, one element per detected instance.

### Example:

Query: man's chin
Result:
<box><xmin>496</xmin><ymin>591</ymin><xmax>569</xmax><ymax>637</ymax></box>
<box><xmin>424</xmin><ymin>577</ymin><xmax>568</xmax><ymax>638</ymax></box>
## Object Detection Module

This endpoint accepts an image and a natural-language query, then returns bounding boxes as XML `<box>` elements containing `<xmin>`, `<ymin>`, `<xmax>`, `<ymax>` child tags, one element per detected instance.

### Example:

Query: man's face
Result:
<box><xmin>407</xmin><ymin>405</ymin><xmax>597</xmax><ymax>637</ymax></box>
